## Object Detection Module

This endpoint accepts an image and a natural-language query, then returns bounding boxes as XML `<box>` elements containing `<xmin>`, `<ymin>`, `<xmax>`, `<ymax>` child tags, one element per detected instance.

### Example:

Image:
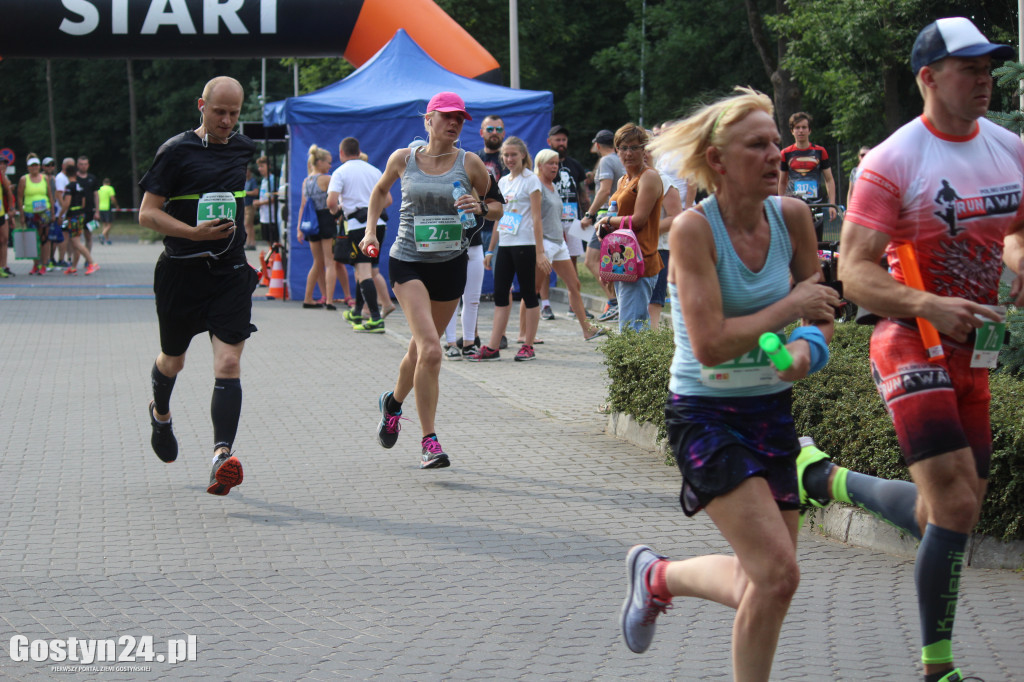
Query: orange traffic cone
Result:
<box><xmin>258</xmin><ymin>249</ymin><xmax>270</xmax><ymax>287</ymax></box>
<box><xmin>267</xmin><ymin>252</ymin><xmax>285</xmax><ymax>300</ymax></box>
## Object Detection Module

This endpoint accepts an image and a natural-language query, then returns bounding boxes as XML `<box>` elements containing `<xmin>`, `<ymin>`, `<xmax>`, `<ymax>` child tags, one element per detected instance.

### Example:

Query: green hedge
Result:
<box><xmin>602</xmin><ymin>322</ymin><xmax>1024</xmax><ymax>542</ymax></box>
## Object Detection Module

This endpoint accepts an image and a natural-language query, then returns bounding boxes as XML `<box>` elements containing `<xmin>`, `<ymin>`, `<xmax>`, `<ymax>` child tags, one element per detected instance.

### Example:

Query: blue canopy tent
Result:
<box><xmin>264</xmin><ymin>29</ymin><xmax>554</xmax><ymax>301</ymax></box>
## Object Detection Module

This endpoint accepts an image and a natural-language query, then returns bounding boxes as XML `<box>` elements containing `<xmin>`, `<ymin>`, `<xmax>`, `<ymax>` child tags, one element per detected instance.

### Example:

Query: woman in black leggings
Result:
<box><xmin>470</xmin><ymin>137</ymin><xmax>550</xmax><ymax>362</ymax></box>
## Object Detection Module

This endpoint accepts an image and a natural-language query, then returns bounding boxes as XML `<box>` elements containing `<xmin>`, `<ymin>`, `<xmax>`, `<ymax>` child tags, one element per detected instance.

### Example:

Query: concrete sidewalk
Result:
<box><xmin>0</xmin><ymin>241</ymin><xmax>1021</xmax><ymax>681</ymax></box>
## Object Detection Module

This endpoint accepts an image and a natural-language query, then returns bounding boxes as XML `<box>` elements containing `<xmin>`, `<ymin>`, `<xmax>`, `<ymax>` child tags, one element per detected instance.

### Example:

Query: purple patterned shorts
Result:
<box><xmin>666</xmin><ymin>390</ymin><xmax>800</xmax><ymax>516</ymax></box>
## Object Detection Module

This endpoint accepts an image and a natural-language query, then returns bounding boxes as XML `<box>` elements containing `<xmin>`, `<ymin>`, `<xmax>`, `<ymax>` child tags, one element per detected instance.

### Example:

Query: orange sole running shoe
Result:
<box><xmin>207</xmin><ymin>452</ymin><xmax>244</xmax><ymax>496</ymax></box>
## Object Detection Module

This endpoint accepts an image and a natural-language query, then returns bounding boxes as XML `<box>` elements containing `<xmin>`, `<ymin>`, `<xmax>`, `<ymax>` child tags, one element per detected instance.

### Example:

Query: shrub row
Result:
<box><xmin>602</xmin><ymin>322</ymin><xmax>1024</xmax><ymax>542</ymax></box>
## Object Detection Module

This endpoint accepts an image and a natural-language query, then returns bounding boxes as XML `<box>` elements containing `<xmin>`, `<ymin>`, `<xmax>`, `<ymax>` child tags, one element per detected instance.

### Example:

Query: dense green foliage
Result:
<box><xmin>602</xmin><ymin>322</ymin><xmax>1024</xmax><ymax>542</ymax></box>
<box><xmin>601</xmin><ymin>325</ymin><xmax>674</xmax><ymax>440</ymax></box>
<box><xmin>1</xmin><ymin>0</ymin><xmax>1020</xmax><ymax>206</ymax></box>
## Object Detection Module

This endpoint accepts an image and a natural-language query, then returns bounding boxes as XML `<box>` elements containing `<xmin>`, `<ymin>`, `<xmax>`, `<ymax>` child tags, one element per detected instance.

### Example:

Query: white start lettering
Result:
<box><xmin>59</xmin><ymin>0</ymin><xmax>278</xmax><ymax>37</ymax></box>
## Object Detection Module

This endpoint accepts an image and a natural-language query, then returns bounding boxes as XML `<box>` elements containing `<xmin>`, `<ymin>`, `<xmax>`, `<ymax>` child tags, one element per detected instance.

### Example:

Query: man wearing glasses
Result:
<box><xmin>476</xmin><ymin>115</ymin><xmax>507</xmax><ymax>181</ymax></box>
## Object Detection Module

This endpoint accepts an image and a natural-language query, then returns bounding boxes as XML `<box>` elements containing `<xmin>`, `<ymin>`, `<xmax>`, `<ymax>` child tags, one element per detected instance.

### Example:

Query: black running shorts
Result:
<box><xmin>388</xmin><ymin>253</ymin><xmax>468</xmax><ymax>302</ymax></box>
<box><xmin>153</xmin><ymin>254</ymin><xmax>259</xmax><ymax>356</ymax></box>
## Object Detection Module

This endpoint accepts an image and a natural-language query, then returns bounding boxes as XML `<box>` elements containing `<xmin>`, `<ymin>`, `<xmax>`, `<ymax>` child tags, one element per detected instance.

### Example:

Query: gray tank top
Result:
<box><xmin>390</xmin><ymin>147</ymin><xmax>471</xmax><ymax>263</ymax></box>
<box><xmin>304</xmin><ymin>174</ymin><xmax>328</xmax><ymax>211</ymax></box>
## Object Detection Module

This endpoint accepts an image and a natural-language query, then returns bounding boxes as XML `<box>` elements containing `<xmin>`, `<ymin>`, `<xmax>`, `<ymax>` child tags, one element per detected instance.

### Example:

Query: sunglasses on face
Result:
<box><xmin>485</xmin><ymin>126</ymin><xmax>504</xmax><ymax>133</ymax></box>
<box><xmin>617</xmin><ymin>145</ymin><xmax>645</xmax><ymax>153</ymax></box>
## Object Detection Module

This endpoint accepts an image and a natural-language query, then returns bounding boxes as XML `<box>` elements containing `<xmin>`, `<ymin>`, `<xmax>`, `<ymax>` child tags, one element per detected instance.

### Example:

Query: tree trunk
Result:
<box><xmin>127</xmin><ymin>59</ymin><xmax>140</xmax><ymax>211</ymax></box>
<box><xmin>744</xmin><ymin>0</ymin><xmax>802</xmax><ymax>143</ymax></box>
<box><xmin>46</xmin><ymin>60</ymin><xmax>58</xmax><ymax>162</ymax></box>
<box><xmin>882</xmin><ymin>63</ymin><xmax>902</xmax><ymax>135</ymax></box>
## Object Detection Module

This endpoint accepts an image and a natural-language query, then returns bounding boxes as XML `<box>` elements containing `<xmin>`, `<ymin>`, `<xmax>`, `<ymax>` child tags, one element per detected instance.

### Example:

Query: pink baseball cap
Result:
<box><xmin>426</xmin><ymin>92</ymin><xmax>472</xmax><ymax>120</ymax></box>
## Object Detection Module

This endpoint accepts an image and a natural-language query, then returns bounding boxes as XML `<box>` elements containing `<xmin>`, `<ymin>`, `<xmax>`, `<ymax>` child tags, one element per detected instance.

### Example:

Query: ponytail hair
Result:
<box><xmin>307</xmin><ymin>144</ymin><xmax>330</xmax><ymax>174</ymax></box>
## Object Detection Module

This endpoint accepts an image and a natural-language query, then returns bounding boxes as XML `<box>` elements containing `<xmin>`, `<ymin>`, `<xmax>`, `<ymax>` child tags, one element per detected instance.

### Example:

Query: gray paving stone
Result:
<box><xmin>0</xmin><ymin>241</ymin><xmax>1022</xmax><ymax>680</ymax></box>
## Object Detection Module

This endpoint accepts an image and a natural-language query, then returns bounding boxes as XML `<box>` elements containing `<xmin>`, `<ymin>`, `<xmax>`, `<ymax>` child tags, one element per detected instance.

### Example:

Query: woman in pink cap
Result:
<box><xmin>361</xmin><ymin>91</ymin><xmax>495</xmax><ymax>470</ymax></box>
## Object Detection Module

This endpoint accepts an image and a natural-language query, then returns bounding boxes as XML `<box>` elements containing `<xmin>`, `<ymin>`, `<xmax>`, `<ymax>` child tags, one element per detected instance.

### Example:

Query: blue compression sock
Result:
<box><xmin>843</xmin><ymin>470</ymin><xmax>922</xmax><ymax>540</ymax></box>
<box><xmin>916</xmin><ymin>523</ymin><xmax>967</xmax><ymax>668</ymax></box>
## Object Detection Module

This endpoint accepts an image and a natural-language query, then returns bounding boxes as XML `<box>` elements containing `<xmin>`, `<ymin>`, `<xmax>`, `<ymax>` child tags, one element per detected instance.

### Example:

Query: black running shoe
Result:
<box><xmin>377</xmin><ymin>391</ymin><xmax>404</xmax><ymax>448</ymax></box>
<box><xmin>149</xmin><ymin>401</ymin><xmax>178</xmax><ymax>463</ymax></box>
<box><xmin>207</xmin><ymin>451</ymin><xmax>243</xmax><ymax>496</ymax></box>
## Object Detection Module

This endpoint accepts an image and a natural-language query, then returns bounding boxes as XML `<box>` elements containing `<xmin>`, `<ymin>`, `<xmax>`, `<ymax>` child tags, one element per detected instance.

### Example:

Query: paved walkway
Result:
<box><xmin>0</xmin><ymin>242</ymin><xmax>1021</xmax><ymax>681</ymax></box>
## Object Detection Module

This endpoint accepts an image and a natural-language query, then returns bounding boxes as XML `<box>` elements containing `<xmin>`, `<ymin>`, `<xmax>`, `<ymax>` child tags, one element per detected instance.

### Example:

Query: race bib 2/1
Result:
<box><xmin>413</xmin><ymin>215</ymin><xmax>463</xmax><ymax>252</ymax></box>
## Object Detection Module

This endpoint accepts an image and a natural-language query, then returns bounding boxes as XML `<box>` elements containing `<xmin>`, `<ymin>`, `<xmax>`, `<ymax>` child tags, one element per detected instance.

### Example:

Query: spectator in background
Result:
<box><xmin>296</xmin><ymin>144</ymin><xmax>339</xmax><ymax>310</ymax></box>
<box><xmin>543</xmin><ymin>125</ymin><xmax>590</xmax><ymax>318</ymax></box>
<box><xmin>253</xmin><ymin>156</ymin><xmax>278</xmax><ymax>246</ymax></box>
<box><xmin>534</xmin><ymin>148</ymin><xmax>605</xmax><ymax>341</ymax></box>
<box><xmin>17</xmin><ymin>156</ymin><xmax>55</xmax><ymax>276</ymax></box>
<box><xmin>846</xmin><ymin>146</ymin><xmax>871</xmax><ymax>207</ymax></box>
<box><xmin>53</xmin><ymin>157</ymin><xmax>75</xmax><ymax>268</ymax></box>
<box><xmin>97</xmin><ymin>177</ymin><xmax>119</xmax><ymax>245</ymax></box>
<box><xmin>581</xmin><ymin>129</ymin><xmax>626</xmax><ymax>321</ymax></box>
<box><xmin>243</xmin><ymin>165</ymin><xmax>259</xmax><ymax>249</ymax></box>
<box><xmin>76</xmin><ymin>156</ymin><xmax>100</xmax><ymax>252</ymax></box>
<box><xmin>595</xmin><ymin>123</ymin><xmax>663</xmax><ymax>332</ymax></box>
<box><xmin>0</xmin><ymin>157</ymin><xmax>14</xmax><ymax>277</ymax></box>
<box><xmin>471</xmin><ymin>136</ymin><xmax>547</xmax><ymax>362</ymax></box>
<box><xmin>476</xmin><ymin>114</ymin><xmax>507</xmax><ymax>180</ymax></box>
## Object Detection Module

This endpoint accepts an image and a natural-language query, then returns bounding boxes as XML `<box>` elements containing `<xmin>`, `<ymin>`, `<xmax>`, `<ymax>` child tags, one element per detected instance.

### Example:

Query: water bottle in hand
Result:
<box><xmin>452</xmin><ymin>181</ymin><xmax>475</xmax><ymax>230</ymax></box>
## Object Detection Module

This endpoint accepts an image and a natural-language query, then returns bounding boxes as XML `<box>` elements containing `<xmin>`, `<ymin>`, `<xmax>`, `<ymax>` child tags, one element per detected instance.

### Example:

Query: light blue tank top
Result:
<box><xmin>390</xmin><ymin>147</ymin><xmax>471</xmax><ymax>263</ymax></box>
<box><xmin>669</xmin><ymin>195</ymin><xmax>794</xmax><ymax>397</ymax></box>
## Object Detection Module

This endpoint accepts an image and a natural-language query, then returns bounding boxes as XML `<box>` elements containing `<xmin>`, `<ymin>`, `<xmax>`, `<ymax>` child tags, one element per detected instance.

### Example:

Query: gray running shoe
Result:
<box><xmin>420</xmin><ymin>435</ymin><xmax>450</xmax><ymax>469</ymax></box>
<box><xmin>540</xmin><ymin>304</ymin><xmax>555</xmax><ymax>320</ymax></box>
<box><xmin>620</xmin><ymin>545</ymin><xmax>672</xmax><ymax>654</ymax></box>
<box><xmin>207</xmin><ymin>451</ymin><xmax>243</xmax><ymax>496</ymax></box>
<box><xmin>444</xmin><ymin>344</ymin><xmax>462</xmax><ymax>360</ymax></box>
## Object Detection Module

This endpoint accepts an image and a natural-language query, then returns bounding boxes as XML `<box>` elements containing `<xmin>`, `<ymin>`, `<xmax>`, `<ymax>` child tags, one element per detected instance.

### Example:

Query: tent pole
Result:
<box><xmin>509</xmin><ymin>0</ymin><xmax>519</xmax><ymax>89</ymax></box>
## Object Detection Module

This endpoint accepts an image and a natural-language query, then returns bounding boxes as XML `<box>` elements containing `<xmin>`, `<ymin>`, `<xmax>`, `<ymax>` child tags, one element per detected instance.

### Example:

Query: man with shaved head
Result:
<box><xmin>138</xmin><ymin>75</ymin><xmax>258</xmax><ymax>496</ymax></box>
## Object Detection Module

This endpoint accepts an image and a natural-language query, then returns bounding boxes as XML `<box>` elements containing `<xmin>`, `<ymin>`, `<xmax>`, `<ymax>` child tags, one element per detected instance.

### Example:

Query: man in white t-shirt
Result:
<box><xmin>802</xmin><ymin>18</ymin><xmax>1024</xmax><ymax>682</ymax></box>
<box><xmin>53</xmin><ymin>157</ymin><xmax>75</xmax><ymax>266</ymax></box>
<box><xmin>253</xmin><ymin>156</ymin><xmax>277</xmax><ymax>245</ymax></box>
<box><xmin>327</xmin><ymin>137</ymin><xmax>394</xmax><ymax>331</ymax></box>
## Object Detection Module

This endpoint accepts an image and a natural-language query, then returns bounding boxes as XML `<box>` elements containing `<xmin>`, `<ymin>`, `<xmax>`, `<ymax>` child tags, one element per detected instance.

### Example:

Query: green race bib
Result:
<box><xmin>700</xmin><ymin>346</ymin><xmax>780</xmax><ymax>389</ymax></box>
<box><xmin>414</xmin><ymin>215</ymin><xmax>462</xmax><ymax>252</ymax></box>
<box><xmin>971</xmin><ymin>305</ymin><xmax>1006</xmax><ymax>369</ymax></box>
<box><xmin>196</xmin><ymin>192</ymin><xmax>237</xmax><ymax>224</ymax></box>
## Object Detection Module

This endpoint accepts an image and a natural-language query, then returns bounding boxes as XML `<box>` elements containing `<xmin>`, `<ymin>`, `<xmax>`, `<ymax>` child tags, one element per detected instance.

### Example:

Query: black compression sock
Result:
<box><xmin>385</xmin><ymin>394</ymin><xmax>402</xmax><ymax>414</ymax></box>
<box><xmin>803</xmin><ymin>458</ymin><xmax>834</xmax><ymax>503</ymax></box>
<box><xmin>359</xmin><ymin>278</ymin><xmax>380</xmax><ymax>320</ymax></box>
<box><xmin>211</xmin><ymin>377</ymin><xmax>242</xmax><ymax>449</ymax></box>
<box><xmin>151</xmin><ymin>363</ymin><xmax>176</xmax><ymax>415</ymax></box>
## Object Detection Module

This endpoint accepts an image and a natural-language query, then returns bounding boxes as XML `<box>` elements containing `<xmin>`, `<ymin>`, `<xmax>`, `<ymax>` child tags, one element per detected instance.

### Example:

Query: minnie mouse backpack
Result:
<box><xmin>599</xmin><ymin>215</ymin><xmax>645</xmax><ymax>283</ymax></box>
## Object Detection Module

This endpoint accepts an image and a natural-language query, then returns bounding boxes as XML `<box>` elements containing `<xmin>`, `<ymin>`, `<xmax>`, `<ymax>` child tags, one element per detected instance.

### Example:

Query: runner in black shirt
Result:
<box><xmin>75</xmin><ymin>156</ymin><xmax>100</xmax><ymax>254</ymax></box>
<box><xmin>60</xmin><ymin>163</ymin><xmax>99</xmax><ymax>275</ymax></box>
<box><xmin>138</xmin><ymin>76</ymin><xmax>258</xmax><ymax>496</ymax></box>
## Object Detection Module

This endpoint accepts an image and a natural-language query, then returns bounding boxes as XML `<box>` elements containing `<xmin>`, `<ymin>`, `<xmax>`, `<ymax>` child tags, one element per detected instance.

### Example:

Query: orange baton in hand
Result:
<box><xmin>896</xmin><ymin>243</ymin><xmax>944</xmax><ymax>362</ymax></box>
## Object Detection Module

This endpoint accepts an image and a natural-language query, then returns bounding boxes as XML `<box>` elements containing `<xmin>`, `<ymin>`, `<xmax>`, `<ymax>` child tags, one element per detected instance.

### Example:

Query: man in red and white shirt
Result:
<box><xmin>805</xmin><ymin>17</ymin><xmax>1024</xmax><ymax>682</ymax></box>
<box><xmin>778</xmin><ymin>111</ymin><xmax>836</xmax><ymax>223</ymax></box>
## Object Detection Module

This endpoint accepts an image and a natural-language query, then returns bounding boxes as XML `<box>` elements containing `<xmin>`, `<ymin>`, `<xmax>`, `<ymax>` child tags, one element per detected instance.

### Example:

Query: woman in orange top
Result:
<box><xmin>596</xmin><ymin>123</ymin><xmax>663</xmax><ymax>331</ymax></box>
